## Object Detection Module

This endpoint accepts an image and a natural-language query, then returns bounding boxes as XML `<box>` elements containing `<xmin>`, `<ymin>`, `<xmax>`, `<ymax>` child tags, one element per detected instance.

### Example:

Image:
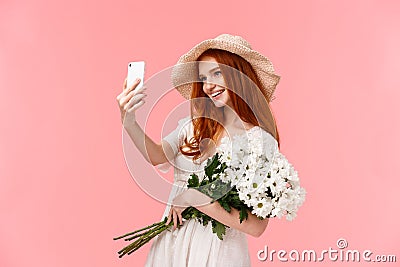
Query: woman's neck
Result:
<box><xmin>222</xmin><ymin>104</ymin><xmax>254</xmax><ymax>131</ymax></box>
<box><xmin>222</xmin><ymin>105</ymin><xmax>241</xmax><ymax>128</ymax></box>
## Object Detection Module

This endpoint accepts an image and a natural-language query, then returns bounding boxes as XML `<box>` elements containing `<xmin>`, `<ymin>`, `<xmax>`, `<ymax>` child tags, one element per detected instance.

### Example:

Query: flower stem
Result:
<box><xmin>113</xmin><ymin>217</ymin><xmax>167</xmax><ymax>240</ymax></box>
<box><xmin>115</xmin><ymin>208</ymin><xmax>200</xmax><ymax>258</ymax></box>
<box><xmin>124</xmin><ymin>221</ymin><xmax>165</xmax><ymax>241</ymax></box>
<box><xmin>118</xmin><ymin>223</ymin><xmax>171</xmax><ymax>258</ymax></box>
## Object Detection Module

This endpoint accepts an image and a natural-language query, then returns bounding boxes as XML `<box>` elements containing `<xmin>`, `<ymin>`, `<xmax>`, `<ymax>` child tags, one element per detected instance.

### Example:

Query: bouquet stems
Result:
<box><xmin>114</xmin><ymin>209</ymin><xmax>193</xmax><ymax>258</ymax></box>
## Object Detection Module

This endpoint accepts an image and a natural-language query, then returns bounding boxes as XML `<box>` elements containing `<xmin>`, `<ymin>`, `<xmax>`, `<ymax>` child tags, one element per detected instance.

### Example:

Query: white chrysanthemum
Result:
<box><xmin>235</xmin><ymin>178</ymin><xmax>252</xmax><ymax>192</ymax></box>
<box><xmin>264</xmin><ymin>173</ymin><xmax>278</xmax><ymax>195</ymax></box>
<box><xmin>288</xmin><ymin>179</ymin><xmax>300</xmax><ymax>189</ymax></box>
<box><xmin>221</xmin><ymin>152</ymin><xmax>232</xmax><ymax>164</ymax></box>
<box><xmin>249</xmin><ymin>172</ymin><xmax>267</xmax><ymax>191</ymax></box>
<box><xmin>220</xmin><ymin>169</ymin><xmax>233</xmax><ymax>183</ymax></box>
<box><xmin>238</xmin><ymin>189</ymin><xmax>259</xmax><ymax>207</ymax></box>
<box><xmin>275</xmin><ymin>175</ymin><xmax>288</xmax><ymax>194</ymax></box>
<box><xmin>287</xmin><ymin>173</ymin><xmax>299</xmax><ymax>183</ymax></box>
<box><xmin>270</xmin><ymin>200</ymin><xmax>285</xmax><ymax>218</ymax></box>
<box><xmin>286</xmin><ymin>211</ymin><xmax>297</xmax><ymax>221</ymax></box>
<box><xmin>251</xmin><ymin>197</ymin><xmax>273</xmax><ymax>218</ymax></box>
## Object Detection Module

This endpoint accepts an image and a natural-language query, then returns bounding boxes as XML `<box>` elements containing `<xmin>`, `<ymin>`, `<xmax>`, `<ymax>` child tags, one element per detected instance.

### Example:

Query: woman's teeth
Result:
<box><xmin>211</xmin><ymin>90</ymin><xmax>224</xmax><ymax>97</ymax></box>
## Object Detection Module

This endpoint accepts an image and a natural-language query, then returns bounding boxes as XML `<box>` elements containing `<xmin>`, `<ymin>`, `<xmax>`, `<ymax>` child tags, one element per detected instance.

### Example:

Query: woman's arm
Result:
<box><xmin>170</xmin><ymin>188</ymin><xmax>269</xmax><ymax>238</ymax></box>
<box><xmin>124</xmin><ymin>121</ymin><xmax>175</xmax><ymax>166</ymax></box>
<box><xmin>117</xmin><ymin>78</ymin><xmax>175</xmax><ymax>166</ymax></box>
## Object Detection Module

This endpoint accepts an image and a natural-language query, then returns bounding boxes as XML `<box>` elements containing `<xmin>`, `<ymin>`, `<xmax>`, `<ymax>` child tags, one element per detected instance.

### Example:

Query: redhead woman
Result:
<box><xmin>116</xmin><ymin>34</ymin><xmax>281</xmax><ymax>267</ymax></box>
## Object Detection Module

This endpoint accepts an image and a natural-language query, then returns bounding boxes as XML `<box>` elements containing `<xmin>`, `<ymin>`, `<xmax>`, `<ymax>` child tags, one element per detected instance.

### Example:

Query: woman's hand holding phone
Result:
<box><xmin>116</xmin><ymin>77</ymin><xmax>147</xmax><ymax>127</ymax></box>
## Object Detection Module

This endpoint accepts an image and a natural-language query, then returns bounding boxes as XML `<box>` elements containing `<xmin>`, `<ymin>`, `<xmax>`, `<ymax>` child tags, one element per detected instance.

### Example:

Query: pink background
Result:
<box><xmin>1</xmin><ymin>0</ymin><xmax>399</xmax><ymax>266</ymax></box>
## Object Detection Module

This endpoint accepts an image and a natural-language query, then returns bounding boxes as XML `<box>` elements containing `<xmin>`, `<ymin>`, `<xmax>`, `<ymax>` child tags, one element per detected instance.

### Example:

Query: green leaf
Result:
<box><xmin>205</xmin><ymin>154</ymin><xmax>220</xmax><ymax>178</ymax></box>
<box><xmin>212</xmin><ymin>220</ymin><xmax>227</xmax><ymax>240</ymax></box>
<box><xmin>219</xmin><ymin>199</ymin><xmax>231</xmax><ymax>213</ymax></box>
<box><xmin>188</xmin><ymin>174</ymin><xmax>199</xmax><ymax>187</ymax></box>
<box><xmin>215</xmin><ymin>162</ymin><xmax>228</xmax><ymax>174</ymax></box>
<box><xmin>199</xmin><ymin>176</ymin><xmax>209</xmax><ymax>186</ymax></box>
<box><xmin>229</xmin><ymin>195</ymin><xmax>244</xmax><ymax>208</ymax></box>
<box><xmin>239</xmin><ymin>207</ymin><xmax>249</xmax><ymax>223</ymax></box>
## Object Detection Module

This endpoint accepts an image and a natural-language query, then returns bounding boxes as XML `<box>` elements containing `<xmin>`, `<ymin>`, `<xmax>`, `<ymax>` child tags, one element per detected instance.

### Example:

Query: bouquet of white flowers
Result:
<box><xmin>114</xmin><ymin>127</ymin><xmax>306</xmax><ymax>258</ymax></box>
<box><xmin>215</xmin><ymin>127</ymin><xmax>306</xmax><ymax>221</ymax></box>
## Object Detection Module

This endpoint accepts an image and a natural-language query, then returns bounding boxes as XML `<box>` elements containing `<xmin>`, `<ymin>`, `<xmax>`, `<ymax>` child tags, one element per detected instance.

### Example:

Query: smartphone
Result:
<box><xmin>127</xmin><ymin>61</ymin><xmax>145</xmax><ymax>90</ymax></box>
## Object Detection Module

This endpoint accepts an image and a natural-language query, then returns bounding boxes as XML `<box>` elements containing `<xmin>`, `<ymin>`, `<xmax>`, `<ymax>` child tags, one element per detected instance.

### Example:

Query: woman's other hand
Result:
<box><xmin>116</xmin><ymin>77</ymin><xmax>147</xmax><ymax>127</ymax></box>
<box><xmin>165</xmin><ymin>205</ymin><xmax>185</xmax><ymax>230</ymax></box>
<box><xmin>165</xmin><ymin>189</ymin><xmax>214</xmax><ymax>230</ymax></box>
<box><xmin>165</xmin><ymin>189</ymin><xmax>196</xmax><ymax>230</ymax></box>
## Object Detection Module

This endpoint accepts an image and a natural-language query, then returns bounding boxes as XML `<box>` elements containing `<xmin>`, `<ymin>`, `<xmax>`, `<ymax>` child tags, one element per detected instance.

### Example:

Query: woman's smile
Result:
<box><xmin>210</xmin><ymin>89</ymin><xmax>225</xmax><ymax>99</ymax></box>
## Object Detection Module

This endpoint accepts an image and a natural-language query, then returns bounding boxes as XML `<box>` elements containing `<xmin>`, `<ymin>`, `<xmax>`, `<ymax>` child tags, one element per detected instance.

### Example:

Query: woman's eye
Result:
<box><xmin>214</xmin><ymin>71</ymin><xmax>222</xmax><ymax>76</ymax></box>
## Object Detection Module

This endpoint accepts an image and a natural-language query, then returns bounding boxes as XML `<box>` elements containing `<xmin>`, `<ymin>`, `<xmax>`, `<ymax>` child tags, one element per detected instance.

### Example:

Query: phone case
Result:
<box><xmin>127</xmin><ymin>61</ymin><xmax>145</xmax><ymax>90</ymax></box>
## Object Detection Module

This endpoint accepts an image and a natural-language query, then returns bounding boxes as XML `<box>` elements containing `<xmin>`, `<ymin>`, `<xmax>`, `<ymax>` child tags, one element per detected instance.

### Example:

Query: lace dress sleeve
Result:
<box><xmin>155</xmin><ymin>116</ymin><xmax>191</xmax><ymax>173</ymax></box>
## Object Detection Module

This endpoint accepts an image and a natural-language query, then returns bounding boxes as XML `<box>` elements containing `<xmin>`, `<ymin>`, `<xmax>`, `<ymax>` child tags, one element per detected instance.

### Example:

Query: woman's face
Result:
<box><xmin>198</xmin><ymin>56</ymin><xmax>232</xmax><ymax>108</ymax></box>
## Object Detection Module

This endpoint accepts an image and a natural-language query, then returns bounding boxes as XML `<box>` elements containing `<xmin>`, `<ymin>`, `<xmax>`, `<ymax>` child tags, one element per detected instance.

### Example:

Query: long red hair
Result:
<box><xmin>179</xmin><ymin>49</ymin><xmax>280</xmax><ymax>160</ymax></box>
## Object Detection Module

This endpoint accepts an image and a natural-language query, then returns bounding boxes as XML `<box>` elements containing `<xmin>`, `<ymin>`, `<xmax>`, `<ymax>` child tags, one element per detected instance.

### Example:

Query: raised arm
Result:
<box><xmin>116</xmin><ymin>78</ymin><xmax>175</xmax><ymax>166</ymax></box>
<box><xmin>124</xmin><ymin>122</ymin><xmax>175</xmax><ymax>166</ymax></box>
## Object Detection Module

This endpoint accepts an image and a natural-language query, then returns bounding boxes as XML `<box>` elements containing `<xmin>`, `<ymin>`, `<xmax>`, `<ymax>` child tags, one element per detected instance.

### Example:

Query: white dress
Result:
<box><xmin>144</xmin><ymin>116</ymin><xmax>253</xmax><ymax>267</ymax></box>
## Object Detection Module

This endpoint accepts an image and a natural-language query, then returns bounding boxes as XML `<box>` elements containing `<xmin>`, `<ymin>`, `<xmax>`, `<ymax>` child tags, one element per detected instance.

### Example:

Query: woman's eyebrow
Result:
<box><xmin>199</xmin><ymin>66</ymin><xmax>220</xmax><ymax>76</ymax></box>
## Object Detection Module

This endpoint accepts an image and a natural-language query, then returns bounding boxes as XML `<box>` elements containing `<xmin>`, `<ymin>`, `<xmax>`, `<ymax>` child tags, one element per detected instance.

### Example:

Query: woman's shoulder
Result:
<box><xmin>177</xmin><ymin>115</ymin><xmax>192</xmax><ymax>126</ymax></box>
<box><xmin>172</xmin><ymin>115</ymin><xmax>193</xmax><ymax>141</ymax></box>
<box><xmin>170</xmin><ymin>115</ymin><xmax>192</xmax><ymax>134</ymax></box>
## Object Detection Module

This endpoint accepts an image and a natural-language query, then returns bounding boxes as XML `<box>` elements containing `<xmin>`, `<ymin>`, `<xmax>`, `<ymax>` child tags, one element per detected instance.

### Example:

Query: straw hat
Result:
<box><xmin>171</xmin><ymin>33</ymin><xmax>281</xmax><ymax>102</ymax></box>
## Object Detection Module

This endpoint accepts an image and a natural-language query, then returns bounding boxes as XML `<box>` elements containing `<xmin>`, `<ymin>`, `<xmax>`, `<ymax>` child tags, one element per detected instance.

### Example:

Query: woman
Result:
<box><xmin>116</xmin><ymin>34</ymin><xmax>281</xmax><ymax>266</ymax></box>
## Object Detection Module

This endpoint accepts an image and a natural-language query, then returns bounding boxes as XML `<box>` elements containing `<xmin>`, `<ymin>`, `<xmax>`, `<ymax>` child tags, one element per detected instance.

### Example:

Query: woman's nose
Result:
<box><xmin>203</xmin><ymin>81</ymin><xmax>216</xmax><ymax>92</ymax></box>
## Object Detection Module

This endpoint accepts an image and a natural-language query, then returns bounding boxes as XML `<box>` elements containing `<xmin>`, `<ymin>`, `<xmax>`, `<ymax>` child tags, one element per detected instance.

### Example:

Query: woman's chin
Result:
<box><xmin>210</xmin><ymin>95</ymin><xmax>227</xmax><ymax>107</ymax></box>
<box><xmin>212</xmin><ymin>100</ymin><xmax>226</xmax><ymax>108</ymax></box>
